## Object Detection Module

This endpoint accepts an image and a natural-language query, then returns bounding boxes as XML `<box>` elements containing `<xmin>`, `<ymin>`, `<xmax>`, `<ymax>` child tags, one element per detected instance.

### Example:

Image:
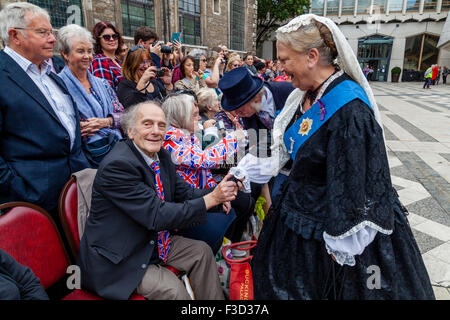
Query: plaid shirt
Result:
<box><xmin>89</xmin><ymin>54</ymin><xmax>123</xmax><ymax>91</ymax></box>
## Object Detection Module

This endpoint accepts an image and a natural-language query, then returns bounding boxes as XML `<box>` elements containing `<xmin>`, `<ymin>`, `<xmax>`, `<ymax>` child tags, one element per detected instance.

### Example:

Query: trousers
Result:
<box><xmin>136</xmin><ymin>235</ymin><xmax>224</xmax><ymax>300</ymax></box>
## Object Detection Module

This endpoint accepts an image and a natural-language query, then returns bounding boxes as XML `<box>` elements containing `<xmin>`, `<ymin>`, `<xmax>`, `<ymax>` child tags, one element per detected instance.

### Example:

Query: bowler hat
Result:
<box><xmin>218</xmin><ymin>67</ymin><xmax>264</xmax><ymax>111</ymax></box>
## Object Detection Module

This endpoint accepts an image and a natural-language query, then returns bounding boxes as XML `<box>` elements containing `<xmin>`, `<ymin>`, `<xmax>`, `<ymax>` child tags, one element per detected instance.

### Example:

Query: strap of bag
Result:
<box><xmin>222</xmin><ymin>239</ymin><xmax>257</xmax><ymax>264</ymax></box>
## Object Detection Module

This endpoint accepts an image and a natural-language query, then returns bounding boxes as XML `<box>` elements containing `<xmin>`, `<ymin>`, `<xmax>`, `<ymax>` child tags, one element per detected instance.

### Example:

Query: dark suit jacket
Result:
<box><xmin>77</xmin><ymin>139</ymin><xmax>211</xmax><ymax>300</ymax></box>
<box><xmin>0</xmin><ymin>249</ymin><xmax>49</xmax><ymax>300</ymax></box>
<box><xmin>0</xmin><ymin>50</ymin><xmax>90</xmax><ymax>213</ymax></box>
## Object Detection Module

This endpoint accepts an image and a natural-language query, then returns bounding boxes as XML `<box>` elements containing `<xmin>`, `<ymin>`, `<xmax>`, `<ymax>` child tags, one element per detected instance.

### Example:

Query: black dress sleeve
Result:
<box><xmin>324</xmin><ymin>100</ymin><xmax>394</xmax><ymax>238</ymax></box>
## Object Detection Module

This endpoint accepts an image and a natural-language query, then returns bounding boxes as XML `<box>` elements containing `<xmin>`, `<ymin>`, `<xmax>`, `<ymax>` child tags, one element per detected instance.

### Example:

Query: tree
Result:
<box><xmin>256</xmin><ymin>0</ymin><xmax>310</xmax><ymax>50</ymax></box>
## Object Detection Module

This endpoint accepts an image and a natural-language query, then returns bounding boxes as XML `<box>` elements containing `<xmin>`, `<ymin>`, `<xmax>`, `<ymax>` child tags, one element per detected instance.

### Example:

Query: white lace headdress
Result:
<box><xmin>267</xmin><ymin>14</ymin><xmax>384</xmax><ymax>174</ymax></box>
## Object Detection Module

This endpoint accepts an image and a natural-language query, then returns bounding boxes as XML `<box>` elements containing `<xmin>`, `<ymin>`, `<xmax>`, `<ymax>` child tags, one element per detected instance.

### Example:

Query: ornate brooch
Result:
<box><xmin>298</xmin><ymin>118</ymin><xmax>313</xmax><ymax>136</ymax></box>
<box><xmin>318</xmin><ymin>99</ymin><xmax>327</xmax><ymax>121</ymax></box>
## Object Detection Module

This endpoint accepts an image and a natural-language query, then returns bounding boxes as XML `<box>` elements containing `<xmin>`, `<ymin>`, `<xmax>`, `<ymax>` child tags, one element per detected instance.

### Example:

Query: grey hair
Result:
<box><xmin>0</xmin><ymin>2</ymin><xmax>50</xmax><ymax>45</ymax></box>
<box><xmin>276</xmin><ymin>21</ymin><xmax>337</xmax><ymax>66</ymax></box>
<box><xmin>161</xmin><ymin>94</ymin><xmax>196</xmax><ymax>130</ymax></box>
<box><xmin>57</xmin><ymin>24</ymin><xmax>94</xmax><ymax>55</ymax></box>
<box><xmin>250</xmin><ymin>87</ymin><xmax>266</xmax><ymax>112</ymax></box>
<box><xmin>197</xmin><ymin>88</ymin><xmax>218</xmax><ymax>114</ymax></box>
<box><xmin>121</xmin><ymin>101</ymin><xmax>165</xmax><ymax>135</ymax></box>
<box><xmin>188</xmin><ymin>48</ymin><xmax>206</xmax><ymax>59</ymax></box>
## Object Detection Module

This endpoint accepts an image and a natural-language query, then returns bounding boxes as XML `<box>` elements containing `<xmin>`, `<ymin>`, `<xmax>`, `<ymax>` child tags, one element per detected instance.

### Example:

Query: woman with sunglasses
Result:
<box><xmin>117</xmin><ymin>46</ymin><xmax>171</xmax><ymax>109</ymax></box>
<box><xmin>174</xmin><ymin>55</ymin><xmax>208</xmax><ymax>94</ymax></box>
<box><xmin>225</xmin><ymin>53</ymin><xmax>242</xmax><ymax>72</ymax></box>
<box><xmin>89</xmin><ymin>21</ymin><xmax>124</xmax><ymax>91</ymax></box>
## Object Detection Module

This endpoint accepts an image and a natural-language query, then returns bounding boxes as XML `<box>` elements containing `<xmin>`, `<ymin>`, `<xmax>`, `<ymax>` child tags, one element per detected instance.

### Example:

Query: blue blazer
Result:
<box><xmin>0</xmin><ymin>50</ymin><xmax>90</xmax><ymax>213</ymax></box>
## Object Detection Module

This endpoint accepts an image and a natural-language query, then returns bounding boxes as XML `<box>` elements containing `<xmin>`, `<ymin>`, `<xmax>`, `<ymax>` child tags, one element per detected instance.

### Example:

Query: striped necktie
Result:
<box><xmin>149</xmin><ymin>162</ymin><xmax>171</xmax><ymax>263</ymax></box>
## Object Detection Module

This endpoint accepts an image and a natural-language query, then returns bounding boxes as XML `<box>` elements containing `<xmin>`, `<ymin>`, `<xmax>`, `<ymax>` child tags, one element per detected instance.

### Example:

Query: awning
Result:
<box><xmin>437</xmin><ymin>12</ymin><xmax>450</xmax><ymax>51</ymax></box>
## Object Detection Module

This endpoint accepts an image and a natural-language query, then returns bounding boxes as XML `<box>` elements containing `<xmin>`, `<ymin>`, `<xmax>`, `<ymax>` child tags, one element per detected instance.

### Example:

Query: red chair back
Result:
<box><xmin>58</xmin><ymin>176</ymin><xmax>80</xmax><ymax>258</ymax></box>
<box><xmin>0</xmin><ymin>202</ymin><xmax>70</xmax><ymax>289</ymax></box>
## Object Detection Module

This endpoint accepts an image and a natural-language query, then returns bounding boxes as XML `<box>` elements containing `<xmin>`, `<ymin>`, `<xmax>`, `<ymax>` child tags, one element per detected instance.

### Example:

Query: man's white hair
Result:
<box><xmin>0</xmin><ymin>2</ymin><xmax>50</xmax><ymax>46</ymax></box>
<box><xmin>57</xmin><ymin>24</ymin><xmax>94</xmax><ymax>56</ymax></box>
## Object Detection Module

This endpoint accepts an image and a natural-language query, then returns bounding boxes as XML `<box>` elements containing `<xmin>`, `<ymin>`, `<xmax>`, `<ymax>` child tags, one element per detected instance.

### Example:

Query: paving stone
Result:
<box><xmin>406</xmin><ymin>197</ymin><xmax>450</xmax><ymax>228</ymax></box>
<box><xmin>411</xmin><ymin>229</ymin><xmax>445</xmax><ymax>254</ymax></box>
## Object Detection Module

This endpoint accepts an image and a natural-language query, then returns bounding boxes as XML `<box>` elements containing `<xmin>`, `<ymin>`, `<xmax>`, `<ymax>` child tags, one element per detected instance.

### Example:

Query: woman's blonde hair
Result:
<box><xmin>276</xmin><ymin>20</ymin><xmax>338</xmax><ymax>66</ymax></box>
<box><xmin>226</xmin><ymin>54</ymin><xmax>242</xmax><ymax>72</ymax></box>
<box><xmin>197</xmin><ymin>88</ymin><xmax>218</xmax><ymax>115</ymax></box>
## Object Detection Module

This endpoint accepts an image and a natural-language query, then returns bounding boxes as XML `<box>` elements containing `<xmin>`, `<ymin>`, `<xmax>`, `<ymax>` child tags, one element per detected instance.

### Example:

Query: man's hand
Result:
<box><xmin>203</xmin><ymin>174</ymin><xmax>238</xmax><ymax>210</ymax></box>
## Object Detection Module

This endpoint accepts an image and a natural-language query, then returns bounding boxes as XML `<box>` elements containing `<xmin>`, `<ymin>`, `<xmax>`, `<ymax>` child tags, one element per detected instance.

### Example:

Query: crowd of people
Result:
<box><xmin>424</xmin><ymin>64</ymin><xmax>448</xmax><ymax>89</ymax></box>
<box><xmin>0</xmin><ymin>2</ymin><xmax>436</xmax><ymax>301</ymax></box>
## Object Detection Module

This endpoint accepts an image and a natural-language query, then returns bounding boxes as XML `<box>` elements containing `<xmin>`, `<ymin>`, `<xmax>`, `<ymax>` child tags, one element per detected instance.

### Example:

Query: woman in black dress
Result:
<box><xmin>251</xmin><ymin>14</ymin><xmax>435</xmax><ymax>300</ymax></box>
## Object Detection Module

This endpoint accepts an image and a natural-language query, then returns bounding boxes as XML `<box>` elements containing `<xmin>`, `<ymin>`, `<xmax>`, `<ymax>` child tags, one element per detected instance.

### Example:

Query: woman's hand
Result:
<box><xmin>80</xmin><ymin>117</ymin><xmax>111</xmax><ymax>137</ymax></box>
<box><xmin>160</xmin><ymin>67</ymin><xmax>173</xmax><ymax>86</ymax></box>
<box><xmin>140</xmin><ymin>66</ymin><xmax>157</xmax><ymax>83</ymax></box>
<box><xmin>203</xmin><ymin>119</ymin><xmax>216</xmax><ymax>129</ymax></box>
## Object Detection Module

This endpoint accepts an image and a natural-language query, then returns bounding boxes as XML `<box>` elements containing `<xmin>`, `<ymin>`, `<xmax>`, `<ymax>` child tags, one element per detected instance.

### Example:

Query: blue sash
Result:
<box><xmin>284</xmin><ymin>80</ymin><xmax>372</xmax><ymax>161</ymax></box>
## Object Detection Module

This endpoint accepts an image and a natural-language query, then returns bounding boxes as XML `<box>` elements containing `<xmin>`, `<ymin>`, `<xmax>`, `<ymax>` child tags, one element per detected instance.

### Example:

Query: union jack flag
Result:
<box><xmin>162</xmin><ymin>126</ymin><xmax>238</xmax><ymax>189</ymax></box>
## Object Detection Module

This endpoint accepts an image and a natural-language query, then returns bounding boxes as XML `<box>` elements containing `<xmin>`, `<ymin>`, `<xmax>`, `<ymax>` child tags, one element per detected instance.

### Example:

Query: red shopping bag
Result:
<box><xmin>222</xmin><ymin>239</ymin><xmax>257</xmax><ymax>300</ymax></box>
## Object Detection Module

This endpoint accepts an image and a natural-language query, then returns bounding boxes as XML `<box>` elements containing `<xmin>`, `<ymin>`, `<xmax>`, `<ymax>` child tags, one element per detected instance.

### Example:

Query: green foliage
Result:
<box><xmin>391</xmin><ymin>67</ymin><xmax>402</xmax><ymax>74</ymax></box>
<box><xmin>256</xmin><ymin>0</ymin><xmax>310</xmax><ymax>49</ymax></box>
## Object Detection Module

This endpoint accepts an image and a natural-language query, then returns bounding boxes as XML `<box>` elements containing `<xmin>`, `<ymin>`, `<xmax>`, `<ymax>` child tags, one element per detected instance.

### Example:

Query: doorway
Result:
<box><xmin>358</xmin><ymin>35</ymin><xmax>393</xmax><ymax>81</ymax></box>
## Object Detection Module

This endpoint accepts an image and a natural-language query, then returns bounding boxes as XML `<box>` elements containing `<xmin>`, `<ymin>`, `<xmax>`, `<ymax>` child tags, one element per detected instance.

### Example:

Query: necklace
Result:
<box><xmin>300</xmin><ymin>70</ymin><xmax>344</xmax><ymax>113</ymax></box>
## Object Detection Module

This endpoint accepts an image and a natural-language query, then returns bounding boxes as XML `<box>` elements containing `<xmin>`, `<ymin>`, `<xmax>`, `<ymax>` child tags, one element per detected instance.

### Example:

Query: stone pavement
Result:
<box><xmin>370</xmin><ymin>81</ymin><xmax>450</xmax><ymax>300</ymax></box>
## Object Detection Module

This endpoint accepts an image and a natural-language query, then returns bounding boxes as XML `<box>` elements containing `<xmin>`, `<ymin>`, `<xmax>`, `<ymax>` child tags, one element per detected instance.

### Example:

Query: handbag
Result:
<box><xmin>82</xmin><ymin>132</ymin><xmax>119</xmax><ymax>167</ymax></box>
<box><xmin>222</xmin><ymin>238</ymin><xmax>257</xmax><ymax>300</ymax></box>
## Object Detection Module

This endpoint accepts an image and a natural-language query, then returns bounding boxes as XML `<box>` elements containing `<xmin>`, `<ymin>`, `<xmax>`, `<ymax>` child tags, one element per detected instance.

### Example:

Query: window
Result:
<box><xmin>357</xmin><ymin>0</ymin><xmax>372</xmax><ymax>14</ymax></box>
<box><xmin>372</xmin><ymin>0</ymin><xmax>386</xmax><ymax>13</ymax></box>
<box><xmin>213</xmin><ymin>0</ymin><xmax>220</xmax><ymax>14</ymax></box>
<box><xmin>230</xmin><ymin>0</ymin><xmax>245</xmax><ymax>51</ymax></box>
<box><xmin>326</xmin><ymin>0</ymin><xmax>339</xmax><ymax>15</ymax></box>
<box><xmin>179</xmin><ymin>0</ymin><xmax>201</xmax><ymax>45</ymax></box>
<box><xmin>311</xmin><ymin>0</ymin><xmax>324</xmax><ymax>15</ymax></box>
<box><xmin>121</xmin><ymin>0</ymin><xmax>155</xmax><ymax>38</ymax></box>
<box><xmin>28</xmin><ymin>0</ymin><xmax>84</xmax><ymax>28</ymax></box>
<box><xmin>406</xmin><ymin>0</ymin><xmax>420</xmax><ymax>11</ymax></box>
<box><xmin>403</xmin><ymin>34</ymin><xmax>439</xmax><ymax>71</ymax></box>
<box><xmin>423</xmin><ymin>0</ymin><xmax>437</xmax><ymax>10</ymax></box>
<box><xmin>342</xmin><ymin>0</ymin><xmax>355</xmax><ymax>14</ymax></box>
<box><xmin>389</xmin><ymin>0</ymin><xmax>403</xmax><ymax>12</ymax></box>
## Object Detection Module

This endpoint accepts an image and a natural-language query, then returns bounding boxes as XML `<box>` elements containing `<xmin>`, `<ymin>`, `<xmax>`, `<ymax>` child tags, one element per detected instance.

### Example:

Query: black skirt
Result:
<box><xmin>252</xmin><ymin>196</ymin><xmax>435</xmax><ymax>300</ymax></box>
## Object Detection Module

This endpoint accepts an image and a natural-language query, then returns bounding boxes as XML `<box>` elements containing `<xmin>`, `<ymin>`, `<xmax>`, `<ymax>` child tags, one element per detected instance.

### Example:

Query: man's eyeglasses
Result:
<box><xmin>14</xmin><ymin>27</ymin><xmax>54</xmax><ymax>38</ymax></box>
<box><xmin>100</xmin><ymin>34</ymin><xmax>119</xmax><ymax>41</ymax></box>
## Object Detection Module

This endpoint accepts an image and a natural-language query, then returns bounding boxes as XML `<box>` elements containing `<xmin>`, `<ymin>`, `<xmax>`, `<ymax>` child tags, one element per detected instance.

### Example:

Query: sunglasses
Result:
<box><xmin>200</xmin><ymin>59</ymin><xmax>207</xmax><ymax>62</ymax></box>
<box><xmin>101</xmin><ymin>34</ymin><xmax>119</xmax><ymax>41</ymax></box>
<box><xmin>232</xmin><ymin>64</ymin><xmax>240</xmax><ymax>67</ymax></box>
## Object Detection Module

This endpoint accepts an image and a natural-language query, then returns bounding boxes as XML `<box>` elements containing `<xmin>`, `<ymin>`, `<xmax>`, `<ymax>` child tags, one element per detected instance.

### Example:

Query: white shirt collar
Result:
<box><xmin>4</xmin><ymin>46</ymin><xmax>52</xmax><ymax>75</ymax></box>
<box><xmin>132</xmin><ymin>141</ymin><xmax>160</xmax><ymax>166</ymax></box>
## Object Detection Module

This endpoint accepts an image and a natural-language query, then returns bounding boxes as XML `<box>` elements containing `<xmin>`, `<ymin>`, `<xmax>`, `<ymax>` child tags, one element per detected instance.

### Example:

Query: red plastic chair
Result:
<box><xmin>58</xmin><ymin>176</ymin><xmax>80</xmax><ymax>259</ymax></box>
<box><xmin>57</xmin><ymin>176</ymin><xmax>182</xmax><ymax>299</ymax></box>
<box><xmin>0</xmin><ymin>202</ymin><xmax>144</xmax><ymax>300</ymax></box>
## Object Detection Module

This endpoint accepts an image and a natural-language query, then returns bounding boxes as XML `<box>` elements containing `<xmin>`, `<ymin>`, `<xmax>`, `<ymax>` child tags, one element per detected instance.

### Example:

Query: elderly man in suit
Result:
<box><xmin>0</xmin><ymin>3</ymin><xmax>90</xmax><ymax>216</ymax></box>
<box><xmin>78</xmin><ymin>101</ymin><xmax>237</xmax><ymax>300</ymax></box>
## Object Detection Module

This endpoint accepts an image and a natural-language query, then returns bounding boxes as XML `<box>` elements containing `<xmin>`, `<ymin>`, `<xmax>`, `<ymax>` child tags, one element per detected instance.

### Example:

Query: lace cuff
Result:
<box><xmin>323</xmin><ymin>224</ymin><xmax>379</xmax><ymax>267</ymax></box>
